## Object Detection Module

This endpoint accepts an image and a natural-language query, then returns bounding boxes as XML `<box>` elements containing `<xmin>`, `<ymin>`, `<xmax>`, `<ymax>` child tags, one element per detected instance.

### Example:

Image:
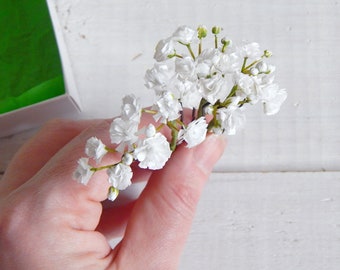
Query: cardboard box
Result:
<box><xmin>0</xmin><ymin>0</ymin><xmax>81</xmax><ymax>137</ymax></box>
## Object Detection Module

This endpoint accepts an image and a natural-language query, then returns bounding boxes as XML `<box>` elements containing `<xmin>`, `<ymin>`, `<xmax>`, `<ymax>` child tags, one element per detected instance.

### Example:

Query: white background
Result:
<box><xmin>1</xmin><ymin>0</ymin><xmax>340</xmax><ymax>269</ymax></box>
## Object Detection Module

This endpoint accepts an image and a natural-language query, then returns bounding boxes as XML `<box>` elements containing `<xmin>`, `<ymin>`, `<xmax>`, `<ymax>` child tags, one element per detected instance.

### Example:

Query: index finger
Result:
<box><xmin>0</xmin><ymin>119</ymin><xmax>103</xmax><ymax>196</ymax></box>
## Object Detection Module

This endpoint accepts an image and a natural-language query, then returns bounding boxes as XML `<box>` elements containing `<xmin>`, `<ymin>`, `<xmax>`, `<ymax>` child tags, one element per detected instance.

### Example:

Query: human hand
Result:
<box><xmin>0</xmin><ymin>118</ymin><xmax>226</xmax><ymax>270</ymax></box>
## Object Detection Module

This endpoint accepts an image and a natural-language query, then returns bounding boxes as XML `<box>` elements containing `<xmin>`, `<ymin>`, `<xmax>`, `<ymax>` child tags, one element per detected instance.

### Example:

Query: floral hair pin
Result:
<box><xmin>73</xmin><ymin>25</ymin><xmax>287</xmax><ymax>201</ymax></box>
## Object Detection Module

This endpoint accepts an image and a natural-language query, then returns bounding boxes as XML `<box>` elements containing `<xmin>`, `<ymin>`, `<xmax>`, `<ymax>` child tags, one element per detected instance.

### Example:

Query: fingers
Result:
<box><xmin>0</xmin><ymin>119</ymin><xmax>103</xmax><ymax>195</ymax></box>
<box><xmin>112</xmin><ymin>134</ymin><xmax>227</xmax><ymax>269</ymax></box>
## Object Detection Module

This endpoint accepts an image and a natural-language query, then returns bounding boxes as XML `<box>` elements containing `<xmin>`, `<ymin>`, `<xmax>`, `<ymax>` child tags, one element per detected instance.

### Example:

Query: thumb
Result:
<box><xmin>112</xmin><ymin>134</ymin><xmax>226</xmax><ymax>269</ymax></box>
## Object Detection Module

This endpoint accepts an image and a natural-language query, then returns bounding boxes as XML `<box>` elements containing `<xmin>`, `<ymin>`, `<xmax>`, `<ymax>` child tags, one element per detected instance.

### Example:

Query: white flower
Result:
<box><xmin>179</xmin><ymin>117</ymin><xmax>208</xmax><ymax>148</ymax></box>
<box><xmin>240</xmin><ymin>42</ymin><xmax>261</xmax><ymax>59</ymax></box>
<box><xmin>107</xmin><ymin>163</ymin><xmax>133</xmax><ymax>190</ymax></box>
<box><xmin>176</xmin><ymin>80</ymin><xmax>202</xmax><ymax>109</ymax></box>
<box><xmin>196</xmin><ymin>48</ymin><xmax>221</xmax><ymax>78</ymax></box>
<box><xmin>172</xmin><ymin>25</ymin><xmax>198</xmax><ymax>44</ymax></box>
<box><xmin>235</xmin><ymin>72</ymin><xmax>256</xmax><ymax>98</ymax></box>
<box><xmin>134</xmin><ymin>132</ymin><xmax>172</xmax><ymax>170</ymax></box>
<box><xmin>121</xmin><ymin>94</ymin><xmax>141</xmax><ymax>123</ymax></box>
<box><xmin>73</xmin><ymin>158</ymin><xmax>93</xmax><ymax>185</ymax></box>
<box><xmin>216</xmin><ymin>51</ymin><xmax>241</xmax><ymax>74</ymax></box>
<box><xmin>260</xmin><ymin>84</ymin><xmax>287</xmax><ymax>115</ymax></box>
<box><xmin>216</xmin><ymin>107</ymin><xmax>246</xmax><ymax>135</ymax></box>
<box><xmin>153</xmin><ymin>92</ymin><xmax>182</xmax><ymax>123</ymax></box>
<box><xmin>175</xmin><ymin>56</ymin><xmax>196</xmax><ymax>80</ymax></box>
<box><xmin>144</xmin><ymin>62</ymin><xmax>174</xmax><ymax>93</ymax></box>
<box><xmin>256</xmin><ymin>61</ymin><xmax>268</xmax><ymax>73</ymax></box>
<box><xmin>85</xmin><ymin>137</ymin><xmax>108</xmax><ymax>163</ymax></box>
<box><xmin>199</xmin><ymin>73</ymin><xmax>229</xmax><ymax>104</ymax></box>
<box><xmin>154</xmin><ymin>37</ymin><xmax>175</xmax><ymax>62</ymax></box>
<box><xmin>110</xmin><ymin>118</ymin><xmax>139</xmax><ymax>152</ymax></box>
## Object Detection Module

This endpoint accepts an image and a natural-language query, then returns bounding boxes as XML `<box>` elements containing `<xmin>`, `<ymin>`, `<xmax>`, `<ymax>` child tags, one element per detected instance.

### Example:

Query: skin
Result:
<box><xmin>0</xmin><ymin>119</ymin><xmax>226</xmax><ymax>270</ymax></box>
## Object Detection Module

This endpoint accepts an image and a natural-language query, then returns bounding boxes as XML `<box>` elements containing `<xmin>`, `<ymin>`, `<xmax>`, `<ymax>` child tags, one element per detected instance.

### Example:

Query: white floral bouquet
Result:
<box><xmin>73</xmin><ymin>25</ymin><xmax>287</xmax><ymax>201</ymax></box>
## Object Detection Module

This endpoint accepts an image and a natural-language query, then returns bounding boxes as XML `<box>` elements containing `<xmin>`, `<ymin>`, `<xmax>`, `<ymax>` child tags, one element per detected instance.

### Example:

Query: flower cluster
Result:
<box><xmin>73</xmin><ymin>25</ymin><xmax>287</xmax><ymax>201</ymax></box>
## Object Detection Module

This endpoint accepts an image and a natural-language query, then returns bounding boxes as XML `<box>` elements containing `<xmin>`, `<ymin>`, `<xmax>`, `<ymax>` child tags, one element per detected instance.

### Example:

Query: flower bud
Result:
<box><xmin>122</xmin><ymin>152</ymin><xmax>134</xmax><ymax>166</ymax></box>
<box><xmin>264</xmin><ymin>50</ymin><xmax>272</xmax><ymax>58</ymax></box>
<box><xmin>108</xmin><ymin>186</ymin><xmax>119</xmax><ymax>201</ymax></box>
<box><xmin>221</xmin><ymin>37</ymin><xmax>231</xmax><ymax>46</ymax></box>
<box><xmin>145</xmin><ymin>124</ymin><xmax>156</xmax><ymax>138</ymax></box>
<box><xmin>197</xmin><ymin>25</ymin><xmax>208</xmax><ymax>39</ymax></box>
<box><xmin>212</xmin><ymin>26</ymin><xmax>222</xmax><ymax>35</ymax></box>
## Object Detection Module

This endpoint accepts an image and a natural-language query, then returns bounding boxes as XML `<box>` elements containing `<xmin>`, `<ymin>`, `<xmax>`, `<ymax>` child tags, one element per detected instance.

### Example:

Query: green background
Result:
<box><xmin>0</xmin><ymin>0</ymin><xmax>65</xmax><ymax>114</ymax></box>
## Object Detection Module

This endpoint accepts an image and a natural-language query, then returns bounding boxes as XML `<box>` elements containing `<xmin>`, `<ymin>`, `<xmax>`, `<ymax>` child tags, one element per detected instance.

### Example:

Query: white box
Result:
<box><xmin>0</xmin><ymin>0</ymin><xmax>81</xmax><ymax>138</ymax></box>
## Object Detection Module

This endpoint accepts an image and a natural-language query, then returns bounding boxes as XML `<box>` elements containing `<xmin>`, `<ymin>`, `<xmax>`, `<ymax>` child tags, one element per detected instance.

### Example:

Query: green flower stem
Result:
<box><xmin>91</xmin><ymin>163</ymin><xmax>116</xmax><ymax>172</ymax></box>
<box><xmin>222</xmin><ymin>43</ymin><xmax>227</xmax><ymax>53</ymax></box>
<box><xmin>198</xmin><ymin>40</ymin><xmax>202</xmax><ymax>55</ymax></box>
<box><xmin>156</xmin><ymin>123</ymin><xmax>165</xmax><ymax>132</ymax></box>
<box><xmin>142</xmin><ymin>108</ymin><xmax>157</xmax><ymax>114</ymax></box>
<box><xmin>214</xmin><ymin>35</ymin><xmax>218</xmax><ymax>49</ymax></box>
<box><xmin>197</xmin><ymin>98</ymin><xmax>209</xmax><ymax>118</ymax></box>
<box><xmin>225</xmin><ymin>85</ymin><xmax>238</xmax><ymax>100</ymax></box>
<box><xmin>241</xmin><ymin>57</ymin><xmax>248</xmax><ymax>72</ymax></box>
<box><xmin>244</xmin><ymin>58</ymin><xmax>262</xmax><ymax>71</ymax></box>
<box><xmin>207</xmin><ymin>106</ymin><xmax>219</xmax><ymax>132</ymax></box>
<box><xmin>186</xmin><ymin>44</ymin><xmax>196</xmax><ymax>60</ymax></box>
<box><xmin>105</xmin><ymin>146</ymin><xmax>117</xmax><ymax>153</ymax></box>
<box><xmin>167</xmin><ymin>120</ymin><xmax>180</xmax><ymax>151</ymax></box>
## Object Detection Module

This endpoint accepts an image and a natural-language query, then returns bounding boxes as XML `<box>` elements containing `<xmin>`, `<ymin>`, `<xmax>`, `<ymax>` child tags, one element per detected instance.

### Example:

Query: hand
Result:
<box><xmin>0</xmin><ymin>119</ymin><xmax>226</xmax><ymax>270</ymax></box>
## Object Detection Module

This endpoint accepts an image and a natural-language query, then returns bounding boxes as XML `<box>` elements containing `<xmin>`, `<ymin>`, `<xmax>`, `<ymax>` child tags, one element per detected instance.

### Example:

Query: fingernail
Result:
<box><xmin>194</xmin><ymin>134</ymin><xmax>227</xmax><ymax>173</ymax></box>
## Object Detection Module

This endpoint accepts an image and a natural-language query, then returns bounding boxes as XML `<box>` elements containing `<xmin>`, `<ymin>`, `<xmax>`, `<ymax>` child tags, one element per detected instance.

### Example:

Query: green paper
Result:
<box><xmin>0</xmin><ymin>0</ymin><xmax>65</xmax><ymax>114</ymax></box>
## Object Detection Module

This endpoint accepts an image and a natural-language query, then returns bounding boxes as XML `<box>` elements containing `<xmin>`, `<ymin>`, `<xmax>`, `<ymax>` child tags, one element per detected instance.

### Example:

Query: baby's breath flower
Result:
<box><xmin>179</xmin><ymin>117</ymin><xmax>208</xmax><ymax>148</ymax></box>
<box><xmin>144</xmin><ymin>62</ymin><xmax>174</xmax><ymax>93</ymax></box>
<box><xmin>85</xmin><ymin>137</ymin><xmax>107</xmax><ymax>163</ymax></box>
<box><xmin>256</xmin><ymin>61</ymin><xmax>268</xmax><ymax>73</ymax></box>
<box><xmin>73</xmin><ymin>158</ymin><xmax>94</xmax><ymax>185</ymax></box>
<box><xmin>110</xmin><ymin>118</ymin><xmax>139</xmax><ymax>152</ymax></box>
<box><xmin>175</xmin><ymin>56</ymin><xmax>196</xmax><ymax>80</ymax></box>
<box><xmin>199</xmin><ymin>73</ymin><xmax>229</xmax><ymax>104</ymax></box>
<box><xmin>121</xmin><ymin>94</ymin><xmax>141</xmax><ymax>123</ymax></box>
<box><xmin>152</xmin><ymin>92</ymin><xmax>182</xmax><ymax>123</ymax></box>
<box><xmin>260</xmin><ymin>84</ymin><xmax>287</xmax><ymax>115</ymax></box>
<box><xmin>74</xmin><ymin>24</ymin><xmax>286</xmax><ymax>202</ymax></box>
<box><xmin>241</xmin><ymin>42</ymin><xmax>261</xmax><ymax>59</ymax></box>
<box><xmin>216</xmin><ymin>107</ymin><xmax>246</xmax><ymax>135</ymax></box>
<box><xmin>172</xmin><ymin>25</ymin><xmax>198</xmax><ymax>44</ymax></box>
<box><xmin>154</xmin><ymin>37</ymin><xmax>175</xmax><ymax>62</ymax></box>
<box><xmin>107</xmin><ymin>163</ymin><xmax>133</xmax><ymax>190</ymax></box>
<box><xmin>134</xmin><ymin>132</ymin><xmax>172</xmax><ymax>170</ymax></box>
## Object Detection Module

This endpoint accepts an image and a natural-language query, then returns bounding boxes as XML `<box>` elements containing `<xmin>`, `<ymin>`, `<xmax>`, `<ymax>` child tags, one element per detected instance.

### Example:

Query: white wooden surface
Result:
<box><xmin>1</xmin><ymin>0</ymin><xmax>339</xmax><ymax>269</ymax></box>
